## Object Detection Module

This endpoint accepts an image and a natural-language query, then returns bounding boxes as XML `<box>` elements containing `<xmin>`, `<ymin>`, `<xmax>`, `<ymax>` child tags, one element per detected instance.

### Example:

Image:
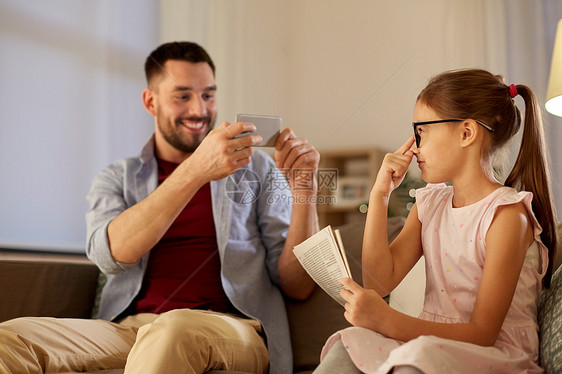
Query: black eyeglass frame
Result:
<box><xmin>411</xmin><ymin>119</ymin><xmax>494</xmax><ymax>148</ymax></box>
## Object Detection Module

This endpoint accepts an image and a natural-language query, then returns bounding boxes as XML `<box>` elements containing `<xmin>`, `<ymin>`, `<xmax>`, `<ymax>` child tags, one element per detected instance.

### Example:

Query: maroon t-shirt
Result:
<box><xmin>131</xmin><ymin>158</ymin><xmax>236</xmax><ymax>315</ymax></box>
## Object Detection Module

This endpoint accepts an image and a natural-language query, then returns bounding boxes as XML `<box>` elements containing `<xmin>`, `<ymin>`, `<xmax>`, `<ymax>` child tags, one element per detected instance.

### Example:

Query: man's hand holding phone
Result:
<box><xmin>275</xmin><ymin>128</ymin><xmax>320</xmax><ymax>194</ymax></box>
<box><xmin>234</xmin><ymin>114</ymin><xmax>281</xmax><ymax>147</ymax></box>
<box><xmin>186</xmin><ymin>121</ymin><xmax>262</xmax><ymax>184</ymax></box>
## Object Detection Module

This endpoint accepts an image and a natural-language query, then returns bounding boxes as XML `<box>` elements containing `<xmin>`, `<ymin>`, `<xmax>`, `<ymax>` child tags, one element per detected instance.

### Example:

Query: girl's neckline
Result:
<box><xmin>450</xmin><ymin>185</ymin><xmax>508</xmax><ymax>210</ymax></box>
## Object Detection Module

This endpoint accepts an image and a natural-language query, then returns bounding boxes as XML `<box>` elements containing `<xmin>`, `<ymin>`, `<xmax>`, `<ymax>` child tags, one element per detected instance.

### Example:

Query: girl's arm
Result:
<box><xmin>344</xmin><ymin>202</ymin><xmax>534</xmax><ymax>346</ymax></box>
<box><xmin>362</xmin><ymin>135</ymin><xmax>423</xmax><ymax>296</ymax></box>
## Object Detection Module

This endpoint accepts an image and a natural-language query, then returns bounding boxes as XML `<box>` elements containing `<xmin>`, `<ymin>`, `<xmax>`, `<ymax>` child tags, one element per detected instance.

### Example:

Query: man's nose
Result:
<box><xmin>187</xmin><ymin>95</ymin><xmax>207</xmax><ymax>116</ymax></box>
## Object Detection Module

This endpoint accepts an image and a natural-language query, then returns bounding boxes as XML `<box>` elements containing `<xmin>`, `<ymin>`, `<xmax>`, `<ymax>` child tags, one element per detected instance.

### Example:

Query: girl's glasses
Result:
<box><xmin>412</xmin><ymin>119</ymin><xmax>494</xmax><ymax>148</ymax></box>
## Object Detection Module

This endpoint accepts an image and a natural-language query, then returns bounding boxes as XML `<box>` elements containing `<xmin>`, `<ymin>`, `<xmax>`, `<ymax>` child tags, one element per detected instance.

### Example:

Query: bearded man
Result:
<box><xmin>0</xmin><ymin>41</ymin><xmax>319</xmax><ymax>374</ymax></box>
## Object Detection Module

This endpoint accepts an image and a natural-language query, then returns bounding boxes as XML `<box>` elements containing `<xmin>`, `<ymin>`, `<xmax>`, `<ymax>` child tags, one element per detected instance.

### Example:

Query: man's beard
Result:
<box><xmin>158</xmin><ymin>114</ymin><xmax>215</xmax><ymax>153</ymax></box>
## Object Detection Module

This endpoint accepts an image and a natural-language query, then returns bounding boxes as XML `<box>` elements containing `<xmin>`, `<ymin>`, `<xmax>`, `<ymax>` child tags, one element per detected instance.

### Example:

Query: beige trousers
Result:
<box><xmin>0</xmin><ymin>309</ymin><xmax>269</xmax><ymax>374</ymax></box>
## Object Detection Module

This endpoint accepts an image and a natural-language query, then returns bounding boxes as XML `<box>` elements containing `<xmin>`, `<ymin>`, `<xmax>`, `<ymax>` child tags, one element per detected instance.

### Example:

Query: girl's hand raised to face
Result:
<box><xmin>371</xmin><ymin>135</ymin><xmax>416</xmax><ymax>199</ymax></box>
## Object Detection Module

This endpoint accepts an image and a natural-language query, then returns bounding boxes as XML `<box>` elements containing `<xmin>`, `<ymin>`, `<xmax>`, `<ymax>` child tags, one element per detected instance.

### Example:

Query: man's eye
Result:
<box><xmin>177</xmin><ymin>94</ymin><xmax>190</xmax><ymax>100</ymax></box>
<box><xmin>203</xmin><ymin>93</ymin><xmax>215</xmax><ymax>100</ymax></box>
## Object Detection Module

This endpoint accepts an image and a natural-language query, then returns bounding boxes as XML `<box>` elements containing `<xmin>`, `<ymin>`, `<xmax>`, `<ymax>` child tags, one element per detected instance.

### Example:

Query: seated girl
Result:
<box><xmin>314</xmin><ymin>68</ymin><xmax>558</xmax><ymax>374</ymax></box>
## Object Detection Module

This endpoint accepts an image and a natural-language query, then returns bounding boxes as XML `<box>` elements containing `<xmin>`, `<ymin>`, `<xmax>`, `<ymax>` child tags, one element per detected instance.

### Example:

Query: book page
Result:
<box><xmin>293</xmin><ymin>226</ymin><xmax>353</xmax><ymax>306</ymax></box>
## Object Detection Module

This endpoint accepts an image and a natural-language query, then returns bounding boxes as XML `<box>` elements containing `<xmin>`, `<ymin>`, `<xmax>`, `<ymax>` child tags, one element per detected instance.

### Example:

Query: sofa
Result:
<box><xmin>0</xmin><ymin>218</ymin><xmax>560</xmax><ymax>373</ymax></box>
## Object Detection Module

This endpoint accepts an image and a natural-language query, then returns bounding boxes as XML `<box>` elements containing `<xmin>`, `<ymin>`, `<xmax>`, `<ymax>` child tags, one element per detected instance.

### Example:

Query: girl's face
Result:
<box><xmin>412</xmin><ymin>101</ymin><xmax>463</xmax><ymax>183</ymax></box>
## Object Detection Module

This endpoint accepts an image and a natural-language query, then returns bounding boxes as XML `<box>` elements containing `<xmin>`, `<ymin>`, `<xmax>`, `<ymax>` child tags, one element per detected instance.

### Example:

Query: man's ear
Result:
<box><xmin>460</xmin><ymin>120</ymin><xmax>478</xmax><ymax>147</ymax></box>
<box><xmin>142</xmin><ymin>88</ymin><xmax>157</xmax><ymax>116</ymax></box>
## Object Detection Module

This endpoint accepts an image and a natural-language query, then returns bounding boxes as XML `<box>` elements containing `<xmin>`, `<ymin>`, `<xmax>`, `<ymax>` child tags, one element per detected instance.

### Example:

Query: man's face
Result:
<box><xmin>150</xmin><ymin>60</ymin><xmax>217</xmax><ymax>154</ymax></box>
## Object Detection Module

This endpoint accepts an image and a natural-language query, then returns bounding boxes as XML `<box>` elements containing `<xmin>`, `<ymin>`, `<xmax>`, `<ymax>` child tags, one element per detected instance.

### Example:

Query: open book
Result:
<box><xmin>293</xmin><ymin>226</ymin><xmax>353</xmax><ymax>306</ymax></box>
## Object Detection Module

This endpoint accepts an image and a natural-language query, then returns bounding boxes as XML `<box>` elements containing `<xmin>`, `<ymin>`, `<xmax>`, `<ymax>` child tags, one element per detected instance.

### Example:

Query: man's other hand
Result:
<box><xmin>274</xmin><ymin>128</ymin><xmax>320</xmax><ymax>194</ymax></box>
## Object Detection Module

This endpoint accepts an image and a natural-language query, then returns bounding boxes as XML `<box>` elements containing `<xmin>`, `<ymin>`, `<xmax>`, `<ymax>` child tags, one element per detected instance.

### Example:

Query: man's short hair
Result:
<box><xmin>144</xmin><ymin>41</ymin><xmax>215</xmax><ymax>86</ymax></box>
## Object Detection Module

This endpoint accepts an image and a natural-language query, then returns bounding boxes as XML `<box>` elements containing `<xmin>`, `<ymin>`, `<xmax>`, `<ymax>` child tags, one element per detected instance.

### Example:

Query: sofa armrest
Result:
<box><xmin>0</xmin><ymin>251</ymin><xmax>100</xmax><ymax>323</ymax></box>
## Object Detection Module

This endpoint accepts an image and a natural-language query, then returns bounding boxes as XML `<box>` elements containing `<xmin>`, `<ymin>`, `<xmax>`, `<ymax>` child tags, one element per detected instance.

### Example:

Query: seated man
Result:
<box><xmin>0</xmin><ymin>41</ymin><xmax>319</xmax><ymax>374</ymax></box>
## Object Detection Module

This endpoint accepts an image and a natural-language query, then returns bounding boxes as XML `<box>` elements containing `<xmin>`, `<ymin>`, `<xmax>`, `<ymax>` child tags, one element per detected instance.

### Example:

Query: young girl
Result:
<box><xmin>314</xmin><ymin>69</ymin><xmax>558</xmax><ymax>374</ymax></box>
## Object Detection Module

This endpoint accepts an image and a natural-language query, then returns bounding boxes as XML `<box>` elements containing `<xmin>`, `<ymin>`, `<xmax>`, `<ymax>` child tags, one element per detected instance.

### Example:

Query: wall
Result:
<box><xmin>161</xmin><ymin>0</ymin><xmax>562</xmax><ymax>217</ymax></box>
<box><xmin>0</xmin><ymin>0</ymin><xmax>159</xmax><ymax>251</ymax></box>
<box><xmin>1</xmin><ymin>0</ymin><xmax>561</xmax><ymax>253</ymax></box>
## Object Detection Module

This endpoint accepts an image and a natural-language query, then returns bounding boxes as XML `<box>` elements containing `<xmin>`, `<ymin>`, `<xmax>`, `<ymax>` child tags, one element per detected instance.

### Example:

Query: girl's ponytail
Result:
<box><xmin>504</xmin><ymin>85</ymin><xmax>558</xmax><ymax>287</ymax></box>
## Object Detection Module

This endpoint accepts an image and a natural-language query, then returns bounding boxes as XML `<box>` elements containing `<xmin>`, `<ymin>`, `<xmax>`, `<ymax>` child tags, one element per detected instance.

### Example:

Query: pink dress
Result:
<box><xmin>321</xmin><ymin>184</ymin><xmax>548</xmax><ymax>373</ymax></box>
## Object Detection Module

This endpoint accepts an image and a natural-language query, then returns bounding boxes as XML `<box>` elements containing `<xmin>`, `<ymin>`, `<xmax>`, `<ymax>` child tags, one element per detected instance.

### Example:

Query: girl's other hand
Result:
<box><xmin>340</xmin><ymin>278</ymin><xmax>389</xmax><ymax>332</ymax></box>
<box><xmin>371</xmin><ymin>135</ymin><xmax>415</xmax><ymax>199</ymax></box>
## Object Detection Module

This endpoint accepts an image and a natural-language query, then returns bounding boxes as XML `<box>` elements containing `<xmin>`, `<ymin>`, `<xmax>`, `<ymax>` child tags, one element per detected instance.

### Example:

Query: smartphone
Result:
<box><xmin>234</xmin><ymin>114</ymin><xmax>281</xmax><ymax>147</ymax></box>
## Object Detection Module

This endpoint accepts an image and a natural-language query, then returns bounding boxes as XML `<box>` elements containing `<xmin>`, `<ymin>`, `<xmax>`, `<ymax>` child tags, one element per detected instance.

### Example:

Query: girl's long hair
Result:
<box><xmin>417</xmin><ymin>68</ymin><xmax>558</xmax><ymax>287</ymax></box>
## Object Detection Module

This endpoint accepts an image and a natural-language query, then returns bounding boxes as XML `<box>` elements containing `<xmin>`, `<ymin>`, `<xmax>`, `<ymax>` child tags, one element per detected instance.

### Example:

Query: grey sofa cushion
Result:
<box><xmin>539</xmin><ymin>265</ymin><xmax>562</xmax><ymax>374</ymax></box>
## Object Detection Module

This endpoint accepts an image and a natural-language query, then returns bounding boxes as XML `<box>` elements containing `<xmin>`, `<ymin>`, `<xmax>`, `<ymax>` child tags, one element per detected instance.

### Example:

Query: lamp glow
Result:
<box><xmin>546</xmin><ymin>19</ymin><xmax>562</xmax><ymax>117</ymax></box>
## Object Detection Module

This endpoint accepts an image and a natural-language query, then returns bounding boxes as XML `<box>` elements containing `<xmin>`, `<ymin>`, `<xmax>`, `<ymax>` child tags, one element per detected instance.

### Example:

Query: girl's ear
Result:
<box><xmin>142</xmin><ymin>88</ymin><xmax>157</xmax><ymax>116</ymax></box>
<box><xmin>460</xmin><ymin>120</ymin><xmax>479</xmax><ymax>147</ymax></box>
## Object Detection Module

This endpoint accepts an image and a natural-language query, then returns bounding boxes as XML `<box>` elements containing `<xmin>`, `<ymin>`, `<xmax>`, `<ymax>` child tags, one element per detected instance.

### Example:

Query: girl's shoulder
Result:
<box><xmin>487</xmin><ymin>186</ymin><xmax>532</xmax><ymax>206</ymax></box>
<box><xmin>483</xmin><ymin>187</ymin><xmax>548</xmax><ymax>274</ymax></box>
<box><xmin>481</xmin><ymin>186</ymin><xmax>538</xmax><ymax>230</ymax></box>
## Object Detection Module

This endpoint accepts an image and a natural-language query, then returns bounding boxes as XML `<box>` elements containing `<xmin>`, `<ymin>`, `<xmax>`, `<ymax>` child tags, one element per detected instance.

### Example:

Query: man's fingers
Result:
<box><xmin>229</xmin><ymin>134</ymin><xmax>262</xmax><ymax>150</ymax></box>
<box><xmin>217</xmin><ymin>121</ymin><xmax>257</xmax><ymax>139</ymax></box>
<box><xmin>232</xmin><ymin>145</ymin><xmax>253</xmax><ymax>160</ymax></box>
<box><xmin>221</xmin><ymin>121</ymin><xmax>262</xmax><ymax>150</ymax></box>
<box><xmin>275</xmin><ymin>128</ymin><xmax>296</xmax><ymax>151</ymax></box>
<box><xmin>275</xmin><ymin>138</ymin><xmax>313</xmax><ymax>169</ymax></box>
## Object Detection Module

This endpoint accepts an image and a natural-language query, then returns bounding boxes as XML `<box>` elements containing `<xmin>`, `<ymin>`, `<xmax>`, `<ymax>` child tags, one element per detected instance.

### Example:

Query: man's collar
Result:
<box><xmin>140</xmin><ymin>134</ymin><xmax>156</xmax><ymax>164</ymax></box>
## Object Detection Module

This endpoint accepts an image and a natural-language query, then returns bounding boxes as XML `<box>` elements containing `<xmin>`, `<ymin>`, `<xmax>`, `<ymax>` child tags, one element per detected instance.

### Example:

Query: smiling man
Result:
<box><xmin>0</xmin><ymin>42</ymin><xmax>319</xmax><ymax>374</ymax></box>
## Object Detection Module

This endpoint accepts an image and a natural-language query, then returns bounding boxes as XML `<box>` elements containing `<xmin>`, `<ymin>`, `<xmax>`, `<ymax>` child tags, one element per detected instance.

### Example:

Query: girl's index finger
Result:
<box><xmin>395</xmin><ymin>135</ymin><xmax>416</xmax><ymax>155</ymax></box>
<box><xmin>340</xmin><ymin>277</ymin><xmax>360</xmax><ymax>292</ymax></box>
